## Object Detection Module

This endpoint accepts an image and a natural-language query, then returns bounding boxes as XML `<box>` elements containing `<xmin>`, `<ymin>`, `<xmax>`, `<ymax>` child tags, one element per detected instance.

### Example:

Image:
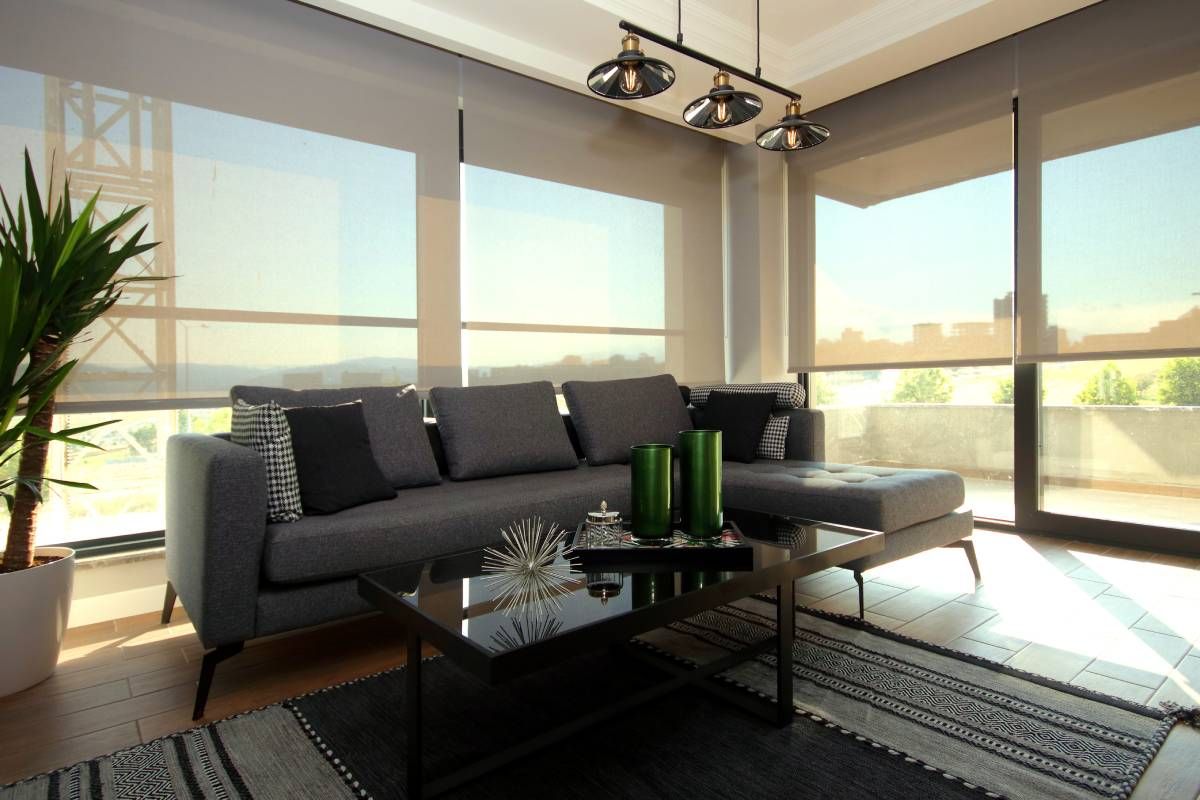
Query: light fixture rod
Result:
<box><xmin>618</xmin><ymin>19</ymin><xmax>797</xmax><ymax>101</ymax></box>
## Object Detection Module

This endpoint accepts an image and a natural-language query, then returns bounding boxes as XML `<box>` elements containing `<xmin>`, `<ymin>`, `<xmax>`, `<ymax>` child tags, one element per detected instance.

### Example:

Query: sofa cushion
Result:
<box><xmin>231</xmin><ymin>384</ymin><xmax>440</xmax><ymax>489</ymax></box>
<box><xmin>690</xmin><ymin>382</ymin><xmax>805</xmax><ymax>410</ymax></box>
<box><xmin>721</xmin><ymin>460</ymin><xmax>964</xmax><ymax>533</ymax></box>
<box><xmin>699</xmin><ymin>390</ymin><xmax>775</xmax><ymax>463</ymax></box>
<box><xmin>284</xmin><ymin>402</ymin><xmax>397</xmax><ymax>514</ymax></box>
<box><xmin>755</xmin><ymin>415</ymin><xmax>790</xmax><ymax>460</ymax></box>
<box><xmin>562</xmin><ymin>374</ymin><xmax>693</xmax><ymax>466</ymax></box>
<box><xmin>262</xmin><ymin>464</ymin><xmax>631</xmax><ymax>583</ymax></box>
<box><xmin>230</xmin><ymin>400</ymin><xmax>302</xmax><ymax>523</ymax></box>
<box><xmin>430</xmin><ymin>381</ymin><xmax>579</xmax><ymax>480</ymax></box>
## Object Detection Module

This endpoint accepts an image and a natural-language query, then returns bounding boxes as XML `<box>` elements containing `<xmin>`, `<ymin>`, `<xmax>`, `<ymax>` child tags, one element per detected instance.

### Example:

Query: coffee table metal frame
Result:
<box><xmin>358</xmin><ymin>515</ymin><xmax>883</xmax><ymax>799</ymax></box>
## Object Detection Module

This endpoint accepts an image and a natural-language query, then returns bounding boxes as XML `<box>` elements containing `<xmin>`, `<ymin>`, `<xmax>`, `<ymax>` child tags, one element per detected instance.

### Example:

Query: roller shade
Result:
<box><xmin>0</xmin><ymin>0</ymin><xmax>460</xmax><ymax>403</ymax></box>
<box><xmin>460</xmin><ymin>60</ymin><xmax>727</xmax><ymax>385</ymax></box>
<box><xmin>787</xmin><ymin>43</ymin><xmax>1016</xmax><ymax>373</ymax></box>
<box><xmin>1014</xmin><ymin>0</ymin><xmax>1200</xmax><ymax>363</ymax></box>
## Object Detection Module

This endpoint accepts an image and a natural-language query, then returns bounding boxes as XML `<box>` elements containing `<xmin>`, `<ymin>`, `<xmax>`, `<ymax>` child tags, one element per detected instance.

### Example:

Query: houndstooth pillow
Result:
<box><xmin>231</xmin><ymin>399</ymin><xmax>302</xmax><ymax>523</ymax></box>
<box><xmin>690</xmin><ymin>382</ymin><xmax>805</xmax><ymax>410</ymax></box>
<box><xmin>755</xmin><ymin>414</ymin><xmax>790</xmax><ymax>460</ymax></box>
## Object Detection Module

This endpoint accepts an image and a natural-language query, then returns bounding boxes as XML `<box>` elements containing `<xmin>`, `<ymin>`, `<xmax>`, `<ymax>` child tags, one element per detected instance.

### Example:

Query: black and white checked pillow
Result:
<box><xmin>755</xmin><ymin>415</ymin><xmax>790</xmax><ymax>460</ymax></box>
<box><xmin>690</xmin><ymin>382</ymin><xmax>805</xmax><ymax>410</ymax></box>
<box><xmin>231</xmin><ymin>399</ymin><xmax>302</xmax><ymax>523</ymax></box>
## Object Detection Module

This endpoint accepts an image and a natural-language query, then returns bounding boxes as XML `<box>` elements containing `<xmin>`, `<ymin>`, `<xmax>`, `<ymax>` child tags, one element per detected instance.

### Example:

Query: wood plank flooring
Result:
<box><xmin>1</xmin><ymin>528</ymin><xmax>1199</xmax><ymax>798</ymax></box>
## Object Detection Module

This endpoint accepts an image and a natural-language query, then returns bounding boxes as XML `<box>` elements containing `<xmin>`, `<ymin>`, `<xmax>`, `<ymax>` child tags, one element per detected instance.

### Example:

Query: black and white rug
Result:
<box><xmin>4</xmin><ymin>600</ymin><xmax>1195</xmax><ymax>800</ymax></box>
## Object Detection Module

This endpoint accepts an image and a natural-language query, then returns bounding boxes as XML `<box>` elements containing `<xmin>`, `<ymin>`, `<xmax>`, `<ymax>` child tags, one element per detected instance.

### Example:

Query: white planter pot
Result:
<box><xmin>0</xmin><ymin>546</ymin><xmax>75</xmax><ymax>697</ymax></box>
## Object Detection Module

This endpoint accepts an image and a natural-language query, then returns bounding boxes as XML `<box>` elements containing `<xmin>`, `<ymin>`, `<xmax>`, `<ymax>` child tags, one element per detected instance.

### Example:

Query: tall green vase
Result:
<box><xmin>630</xmin><ymin>444</ymin><xmax>672</xmax><ymax>540</ymax></box>
<box><xmin>679</xmin><ymin>429</ymin><xmax>723</xmax><ymax>539</ymax></box>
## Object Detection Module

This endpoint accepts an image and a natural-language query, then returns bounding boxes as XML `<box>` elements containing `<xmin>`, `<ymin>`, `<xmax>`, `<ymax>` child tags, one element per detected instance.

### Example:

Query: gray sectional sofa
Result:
<box><xmin>164</xmin><ymin>375</ymin><xmax>974</xmax><ymax>718</ymax></box>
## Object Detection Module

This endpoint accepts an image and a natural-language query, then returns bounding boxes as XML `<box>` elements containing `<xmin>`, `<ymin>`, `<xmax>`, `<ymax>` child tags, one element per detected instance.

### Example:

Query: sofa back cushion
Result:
<box><xmin>561</xmin><ymin>374</ymin><xmax>693</xmax><ymax>466</ymax></box>
<box><xmin>430</xmin><ymin>381</ymin><xmax>579</xmax><ymax>480</ymax></box>
<box><xmin>230</xmin><ymin>384</ymin><xmax>440</xmax><ymax>489</ymax></box>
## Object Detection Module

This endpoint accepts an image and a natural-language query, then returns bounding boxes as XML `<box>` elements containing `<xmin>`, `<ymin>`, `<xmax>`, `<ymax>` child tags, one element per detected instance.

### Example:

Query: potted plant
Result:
<box><xmin>0</xmin><ymin>151</ymin><xmax>156</xmax><ymax>696</ymax></box>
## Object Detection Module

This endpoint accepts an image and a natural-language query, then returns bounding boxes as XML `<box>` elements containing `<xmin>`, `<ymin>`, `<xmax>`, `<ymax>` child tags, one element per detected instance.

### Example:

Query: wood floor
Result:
<box><xmin>2</xmin><ymin>528</ymin><xmax>1199</xmax><ymax>797</ymax></box>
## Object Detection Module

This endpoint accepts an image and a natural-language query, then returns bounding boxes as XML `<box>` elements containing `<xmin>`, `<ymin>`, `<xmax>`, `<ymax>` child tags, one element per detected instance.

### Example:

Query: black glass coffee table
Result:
<box><xmin>358</xmin><ymin>508</ymin><xmax>883</xmax><ymax>799</ymax></box>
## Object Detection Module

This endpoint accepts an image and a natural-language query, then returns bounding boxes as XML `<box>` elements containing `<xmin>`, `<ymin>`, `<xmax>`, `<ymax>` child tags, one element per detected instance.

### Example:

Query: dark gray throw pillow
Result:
<box><xmin>700</xmin><ymin>390</ymin><xmax>775</xmax><ymax>463</ymax></box>
<box><xmin>561</xmin><ymin>374</ymin><xmax>694</xmax><ymax>466</ymax></box>
<box><xmin>430</xmin><ymin>381</ymin><xmax>579</xmax><ymax>480</ymax></box>
<box><xmin>231</xmin><ymin>384</ymin><xmax>439</xmax><ymax>489</ymax></box>
<box><xmin>284</xmin><ymin>402</ymin><xmax>397</xmax><ymax>514</ymax></box>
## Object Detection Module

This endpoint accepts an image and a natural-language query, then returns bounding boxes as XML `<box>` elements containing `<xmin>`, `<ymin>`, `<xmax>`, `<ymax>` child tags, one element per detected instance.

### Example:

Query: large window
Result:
<box><xmin>460</xmin><ymin>59</ymin><xmax>726</xmax><ymax>388</ymax></box>
<box><xmin>0</xmin><ymin>0</ymin><xmax>459</xmax><ymax>546</ymax></box>
<box><xmin>461</xmin><ymin>166</ymin><xmax>669</xmax><ymax>385</ymax></box>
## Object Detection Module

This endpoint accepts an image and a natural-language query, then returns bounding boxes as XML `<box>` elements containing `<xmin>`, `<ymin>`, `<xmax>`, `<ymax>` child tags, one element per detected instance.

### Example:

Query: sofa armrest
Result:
<box><xmin>780</xmin><ymin>408</ymin><xmax>825</xmax><ymax>461</ymax></box>
<box><xmin>166</xmin><ymin>433</ymin><xmax>267</xmax><ymax>648</ymax></box>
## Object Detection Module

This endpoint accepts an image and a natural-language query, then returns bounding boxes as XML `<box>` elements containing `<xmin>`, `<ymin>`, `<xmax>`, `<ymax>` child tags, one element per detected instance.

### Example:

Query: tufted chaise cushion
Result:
<box><xmin>721</xmin><ymin>460</ymin><xmax>965</xmax><ymax>533</ymax></box>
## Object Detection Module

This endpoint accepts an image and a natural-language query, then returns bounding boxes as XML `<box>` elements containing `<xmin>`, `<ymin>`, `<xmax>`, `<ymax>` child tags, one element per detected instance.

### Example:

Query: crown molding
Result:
<box><xmin>779</xmin><ymin>0</ymin><xmax>993</xmax><ymax>87</ymax></box>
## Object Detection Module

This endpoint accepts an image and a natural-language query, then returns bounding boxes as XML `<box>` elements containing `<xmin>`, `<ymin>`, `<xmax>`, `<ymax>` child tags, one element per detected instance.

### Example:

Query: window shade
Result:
<box><xmin>0</xmin><ymin>0</ymin><xmax>459</xmax><ymax>404</ymax></box>
<box><xmin>786</xmin><ymin>43</ymin><xmax>1016</xmax><ymax>373</ymax></box>
<box><xmin>1014</xmin><ymin>0</ymin><xmax>1200</xmax><ymax>363</ymax></box>
<box><xmin>460</xmin><ymin>60</ymin><xmax>726</xmax><ymax>385</ymax></box>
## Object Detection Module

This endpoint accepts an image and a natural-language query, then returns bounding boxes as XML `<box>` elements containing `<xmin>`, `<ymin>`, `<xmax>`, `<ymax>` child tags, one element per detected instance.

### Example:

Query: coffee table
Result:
<box><xmin>358</xmin><ymin>508</ymin><xmax>883</xmax><ymax>799</ymax></box>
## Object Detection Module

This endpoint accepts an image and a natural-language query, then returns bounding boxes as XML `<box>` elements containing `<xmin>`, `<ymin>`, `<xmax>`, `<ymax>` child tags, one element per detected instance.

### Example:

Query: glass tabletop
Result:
<box><xmin>361</xmin><ymin>509</ymin><xmax>879</xmax><ymax>657</ymax></box>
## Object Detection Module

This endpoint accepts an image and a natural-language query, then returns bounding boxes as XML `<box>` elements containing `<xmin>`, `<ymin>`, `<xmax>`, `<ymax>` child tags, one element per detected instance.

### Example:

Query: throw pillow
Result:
<box><xmin>430</xmin><ymin>381</ymin><xmax>580</xmax><ymax>480</ymax></box>
<box><xmin>562</xmin><ymin>374</ymin><xmax>694</xmax><ymax>466</ymax></box>
<box><xmin>283</xmin><ymin>401</ymin><xmax>398</xmax><ymax>514</ymax></box>
<box><xmin>689</xmin><ymin>382</ymin><xmax>805</xmax><ymax>410</ymax></box>
<box><xmin>755</xmin><ymin>414</ymin><xmax>790</xmax><ymax>460</ymax></box>
<box><xmin>230</xmin><ymin>400</ymin><xmax>303</xmax><ymax>523</ymax></box>
<box><xmin>700</xmin><ymin>390</ymin><xmax>776</xmax><ymax>463</ymax></box>
<box><xmin>230</xmin><ymin>384</ymin><xmax>439</xmax><ymax>489</ymax></box>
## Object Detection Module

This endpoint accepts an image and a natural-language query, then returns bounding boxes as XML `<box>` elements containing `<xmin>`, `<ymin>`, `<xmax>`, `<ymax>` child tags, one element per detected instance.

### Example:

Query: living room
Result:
<box><xmin>0</xmin><ymin>0</ymin><xmax>1197</xmax><ymax>797</ymax></box>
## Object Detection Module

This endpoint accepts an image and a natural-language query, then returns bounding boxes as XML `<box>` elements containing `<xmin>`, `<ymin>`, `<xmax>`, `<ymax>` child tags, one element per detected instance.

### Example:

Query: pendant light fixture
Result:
<box><xmin>683</xmin><ymin>71</ymin><xmax>762</xmax><ymax>129</ymax></box>
<box><xmin>756</xmin><ymin>99</ymin><xmax>831</xmax><ymax>151</ymax></box>
<box><xmin>587</xmin><ymin>32</ymin><xmax>675</xmax><ymax>99</ymax></box>
<box><xmin>586</xmin><ymin>1</ymin><xmax>830</xmax><ymax>151</ymax></box>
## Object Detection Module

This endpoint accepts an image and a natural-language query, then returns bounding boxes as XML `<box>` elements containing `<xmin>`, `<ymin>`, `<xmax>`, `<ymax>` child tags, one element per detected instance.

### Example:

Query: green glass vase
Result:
<box><xmin>630</xmin><ymin>444</ymin><xmax>672</xmax><ymax>540</ymax></box>
<box><xmin>679</xmin><ymin>429</ymin><xmax>723</xmax><ymax>539</ymax></box>
<box><xmin>632</xmin><ymin>572</ymin><xmax>675</xmax><ymax>609</ymax></box>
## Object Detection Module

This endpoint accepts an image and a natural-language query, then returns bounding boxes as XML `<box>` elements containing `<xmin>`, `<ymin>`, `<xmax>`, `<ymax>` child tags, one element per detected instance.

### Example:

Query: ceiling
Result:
<box><xmin>303</xmin><ymin>0</ymin><xmax>1099</xmax><ymax>144</ymax></box>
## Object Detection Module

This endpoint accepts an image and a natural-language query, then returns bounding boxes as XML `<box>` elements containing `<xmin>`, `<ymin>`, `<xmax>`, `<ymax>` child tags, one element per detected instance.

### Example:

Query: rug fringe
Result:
<box><xmin>761</xmin><ymin>595</ymin><xmax>1200</xmax><ymax>722</ymax></box>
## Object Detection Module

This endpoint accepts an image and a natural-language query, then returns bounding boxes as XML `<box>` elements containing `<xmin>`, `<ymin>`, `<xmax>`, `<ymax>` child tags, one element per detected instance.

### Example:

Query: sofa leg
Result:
<box><xmin>945</xmin><ymin>539</ymin><xmax>982</xmax><ymax>582</ymax></box>
<box><xmin>161</xmin><ymin>581</ymin><xmax>177</xmax><ymax>625</ymax></box>
<box><xmin>193</xmin><ymin>642</ymin><xmax>243</xmax><ymax>720</ymax></box>
<box><xmin>853</xmin><ymin>570</ymin><xmax>865</xmax><ymax>619</ymax></box>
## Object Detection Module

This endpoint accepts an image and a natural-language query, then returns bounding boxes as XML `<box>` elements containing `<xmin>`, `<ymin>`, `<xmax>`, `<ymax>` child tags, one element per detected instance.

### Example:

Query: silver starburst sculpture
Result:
<box><xmin>481</xmin><ymin>517</ymin><xmax>576</xmax><ymax>617</ymax></box>
<box><xmin>490</xmin><ymin>615</ymin><xmax>564</xmax><ymax>652</ymax></box>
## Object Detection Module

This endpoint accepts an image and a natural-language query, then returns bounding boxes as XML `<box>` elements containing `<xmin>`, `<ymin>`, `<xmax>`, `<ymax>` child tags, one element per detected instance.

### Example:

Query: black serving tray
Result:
<box><xmin>566</xmin><ymin>520</ymin><xmax>755</xmax><ymax>571</ymax></box>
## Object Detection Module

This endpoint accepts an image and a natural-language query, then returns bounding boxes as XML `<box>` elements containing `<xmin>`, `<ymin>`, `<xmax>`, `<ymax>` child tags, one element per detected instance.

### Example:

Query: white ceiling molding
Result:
<box><xmin>586</xmin><ymin>0</ymin><xmax>793</xmax><ymax>76</ymax></box>
<box><xmin>779</xmin><ymin>0</ymin><xmax>992</xmax><ymax>87</ymax></box>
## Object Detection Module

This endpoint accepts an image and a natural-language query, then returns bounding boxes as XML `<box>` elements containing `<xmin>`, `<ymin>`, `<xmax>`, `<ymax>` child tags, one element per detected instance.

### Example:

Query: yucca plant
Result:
<box><xmin>1</xmin><ymin>150</ymin><xmax>158</xmax><ymax>572</ymax></box>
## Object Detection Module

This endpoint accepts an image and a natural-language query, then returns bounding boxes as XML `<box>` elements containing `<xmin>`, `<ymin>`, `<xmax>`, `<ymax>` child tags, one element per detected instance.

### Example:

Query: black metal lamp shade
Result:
<box><xmin>588</xmin><ymin>34</ymin><xmax>676</xmax><ymax>99</ymax></box>
<box><xmin>756</xmin><ymin>99</ymin><xmax>830</xmax><ymax>151</ymax></box>
<box><xmin>683</xmin><ymin>71</ymin><xmax>762</xmax><ymax>129</ymax></box>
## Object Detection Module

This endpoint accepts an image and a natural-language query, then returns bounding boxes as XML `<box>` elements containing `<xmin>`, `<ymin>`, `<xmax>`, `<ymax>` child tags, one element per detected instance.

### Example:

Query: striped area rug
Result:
<box><xmin>3</xmin><ymin>599</ymin><xmax>1193</xmax><ymax>799</ymax></box>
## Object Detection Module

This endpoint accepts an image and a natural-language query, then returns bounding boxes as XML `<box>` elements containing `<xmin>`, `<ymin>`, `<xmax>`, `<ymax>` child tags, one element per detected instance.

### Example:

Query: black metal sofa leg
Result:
<box><xmin>193</xmin><ymin>642</ymin><xmax>244</xmax><ymax>720</ymax></box>
<box><xmin>161</xmin><ymin>581</ymin><xmax>177</xmax><ymax>625</ymax></box>
<box><xmin>853</xmin><ymin>570</ymin><xmax>865</xmax><ymax>619</ymax></box>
